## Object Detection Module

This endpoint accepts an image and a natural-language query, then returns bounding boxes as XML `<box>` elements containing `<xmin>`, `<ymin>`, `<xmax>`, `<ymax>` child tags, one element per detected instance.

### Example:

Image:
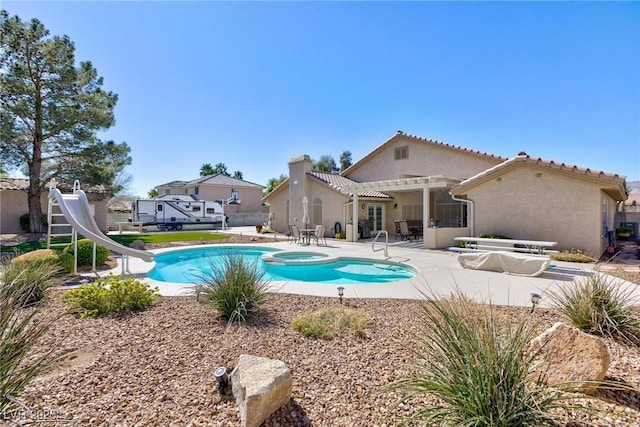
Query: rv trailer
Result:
<box><xmin>130</xmin><ymin>197</ymin><xmax>225</xmax><ymax>231</ymax></box>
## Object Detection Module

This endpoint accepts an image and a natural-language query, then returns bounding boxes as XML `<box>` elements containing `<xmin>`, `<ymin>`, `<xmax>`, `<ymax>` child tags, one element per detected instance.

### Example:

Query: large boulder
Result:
<box><xmin>231</xmin><ymin>354</ymin><xmax>292</xmax><ymax>427</ymax></box>
<box><xmin>527</xmin><ymin>322</ymin><xmax>610</xmax><ymax>393</ymax></box>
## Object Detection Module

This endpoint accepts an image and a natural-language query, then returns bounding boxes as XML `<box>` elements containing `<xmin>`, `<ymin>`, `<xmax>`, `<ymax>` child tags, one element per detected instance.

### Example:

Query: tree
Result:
<box><xmin>213</xmin><ymin>162</ymin><xmax>229</xmax><ymax>176</ymax></box>
<box><xmin>339</xmin><ymin>150</ymin><xmax>352</xmax><ymax>172</ymax></box>
<box><xmin>232</xmin><ymin>170</ymin><xmax>243</xmax><ymax>180</ymax></box>
<box><xmin>147</xmin><ymin>188</ymin><xmax>159</xmax><ymax>198</ymax></box>
<box><xmin>200</xmin><ymin>163</ymin><xmax>215</xmax><ymax>177</ymax></box>
<box><xmin>264</xmin><ymin>174</ymin><xmax>287</xmax><ymax>195</ymax></box>
<box><xmin>313</xmin><ymin>155</ymin><xmax>338</xmax><ymax>173</ymax></box>
<box><xmin>0</xmin><ymin>11</ymin><xmax>131</xmax><ymax>233</ymax></box>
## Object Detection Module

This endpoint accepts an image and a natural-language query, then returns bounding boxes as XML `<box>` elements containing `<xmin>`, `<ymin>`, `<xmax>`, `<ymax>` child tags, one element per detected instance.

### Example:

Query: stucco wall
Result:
<box><xmin>461</xmin><ymin>166</ymin><xmax>610</xmax><ymax>257</ymax></box>
<box><xmin>0</xmin><ymin>190</ymin><xmax>107</xmax><ymax>235</ymax></box>
<box><xmin>346</xmin><ymin>135</ymin><xmax>503</xmax><ymax>182</ymax></box>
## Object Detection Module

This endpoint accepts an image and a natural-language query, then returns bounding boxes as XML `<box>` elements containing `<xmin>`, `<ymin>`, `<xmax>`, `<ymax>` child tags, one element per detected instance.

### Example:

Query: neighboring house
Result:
<box><xmin>263</xmin><ymin>131</ymin><xmax>627</xmax><ymax>258</ymax></box>
<box><xmin>0</xmin><ymin>178</ymin><xmax>108</xmax><ymax>234</ymax></box>
<box><xmin>155</xmin><ymin>174</ymin><xmax>265</xmax><ymax>214</ymax></box>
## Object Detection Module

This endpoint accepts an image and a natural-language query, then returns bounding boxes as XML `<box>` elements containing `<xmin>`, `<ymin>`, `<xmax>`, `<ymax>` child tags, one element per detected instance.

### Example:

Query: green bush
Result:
<box><xmin>551</xmin><ymin>249</ymin><xmax>596</xmax><ymax>263</ymax></box>
<box><xmin>387</xmin><ymin>291</ymin><xmax>582</xmax><ymax>426</ymax></box>
<box><xmin>195</xmin><ymin>253</ymin><xmax>269</xmax><ymax>323</ymax></box>
<box><xmin>12</xmin><ymin>249</ymin><xmax>75</xmax><ymax>275</ymax></box>
<box><xmin>0</xmin><ymin>261</ymin><xmax>65</xmax><ymax>414</ymax></box>
<box><xmin>19</xmin><ymin>213</ymin><xmax>48</xmax><ymax>233</ymax></box>
<box><xmin>335</xmin><ymin>231</ymin><xmax>346</xmax><ymax>239</ymax></box>
<box><xmin>548</xmin><ymin>272</ymin><xmax>640</xmax><ymax>343</ymax></box>
<box><xmin>292</xmin><ymin>307</ymin><xmax>372</xmax><ymax>340</ymax></box>
<box><xmin>62</xmin><ymin>275</ymin><xmax>159</xmax><ymax>318</ymax></box>
<box><xmin>1</xmin><ymin>256</ymin><xmax>61</xmax><ymax>306</ymax></box>
<box><xmin>477</xmin><ymin>233</ymin><xmax>511</xmax><ymax>239</ymax></box>
<box><xmin>63</xmin><ymin>239</ymin><xmax>109</xmax><ymax>266</ymax></box>
<box><xmin>57</xmin><ymin>251</ymin><xmax>75</xmax><ymax>273</ymax></box>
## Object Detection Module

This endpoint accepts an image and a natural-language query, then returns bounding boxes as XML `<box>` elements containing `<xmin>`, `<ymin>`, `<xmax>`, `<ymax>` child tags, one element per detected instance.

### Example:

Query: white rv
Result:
<box><xmin>130</xmin><ymin>197</ymin><xmax>225</xmax><ymax>231</ymax></box>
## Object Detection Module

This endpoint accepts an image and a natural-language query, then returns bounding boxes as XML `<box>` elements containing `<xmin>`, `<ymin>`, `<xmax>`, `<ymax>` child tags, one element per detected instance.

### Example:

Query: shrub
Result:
<box><xmin>195</xmin><ymin>253</ymin><xmax>269</xmax><ymax>323</ymax></box>
<box><xmin>0</xmin><ymin>263</ymin><xmax>65</xmax><ymax>414</ymax></box>
<box><xmin>63</xmin><ymin>275</ymin><xmax>159</xmax><ymax>318</ymax></box>
<box><xmin>1</xmin><ymin>256</ymin><xmax>61</xmax><ymax>306</ymax></box>
<box><xmin>19</xmin><ymin>213</ymin><xmax>48</xmax><ymax>233</ymax></box>
<box><xmin>12</xmin><ymin>248</ymin><xmax>75</xmax><ymax>275</ymax></box>
<box><xmin>387</xmin><ymin>291</ymin><xmax>578</xmax><ymax>426</ymax></box>
<box><xmin>63</xmin><ymin>239</ymin><xmax>109</xmax><ymax>266</ymax></box>
<box><xmin>548</xmin><ymin>272</ymin><xmax>640</xmax><ymax>343</ymax></box>
<box><xmin>478</xmin><ymin>233</ymin><xmax>511</xmax><ymax>239</ymax></box>
<box><xmin>57</xmin><ymin>251</ymin><xmax>75</xmax><ymax>274</ymax></box>
<box><xmin>292</xmin><ymin>307</ymin><xmax>372</xmax><ymax>340</ymax></box>
<box><xmin>551</xmin><ymin>249</ymin><xmax>596</xmax><ymax>263</ymax></box>
<box><xmin>335</xmin><ymin>231</ymin><xmax>346</xmax><ymax>239</ymax></box>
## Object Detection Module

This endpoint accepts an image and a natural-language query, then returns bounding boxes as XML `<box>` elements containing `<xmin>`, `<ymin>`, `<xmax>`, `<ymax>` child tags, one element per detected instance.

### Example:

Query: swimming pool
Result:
<box><xmin>148</xmin><ymin>246</ymin><xmax>418</xmax><ymax>285</ymax></box>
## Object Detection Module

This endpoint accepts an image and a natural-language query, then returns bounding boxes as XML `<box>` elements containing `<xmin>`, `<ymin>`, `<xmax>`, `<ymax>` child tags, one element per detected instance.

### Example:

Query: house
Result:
<box><xmin>155</xmin><ymin>174</ymin><xmax>265</xmax><ymax>214</ymax></box>
<box><xmin>0</xmin><ymin>178</ymin><xmax>109</xmax><ymax>234</ymax></box>
<box><xmin>263</xmin><ymin>131</ymin><xmax>627</xmax><ymax>258</ymax></box>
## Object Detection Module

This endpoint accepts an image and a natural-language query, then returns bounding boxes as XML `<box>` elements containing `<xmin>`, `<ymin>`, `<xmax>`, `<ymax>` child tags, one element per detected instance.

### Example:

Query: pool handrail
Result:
<box><xmin>372</xmin><ymin>230</ymin><xmax>389</xmax><ymax>258</ymax></box>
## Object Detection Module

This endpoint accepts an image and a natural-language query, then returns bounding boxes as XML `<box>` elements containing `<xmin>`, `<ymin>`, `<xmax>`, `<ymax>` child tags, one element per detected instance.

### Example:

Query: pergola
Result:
<box><xmin>343</xmin><ymin>175</ymin><xmax>464</xmax><ymax>248</ymax></box>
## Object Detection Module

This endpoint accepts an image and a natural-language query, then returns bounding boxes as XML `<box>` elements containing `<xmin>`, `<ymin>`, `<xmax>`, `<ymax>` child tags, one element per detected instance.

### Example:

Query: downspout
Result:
<box><xmin>449</xmin><ymin>192</ymin><xmax>474</xmax><ymax>237</ymax></box>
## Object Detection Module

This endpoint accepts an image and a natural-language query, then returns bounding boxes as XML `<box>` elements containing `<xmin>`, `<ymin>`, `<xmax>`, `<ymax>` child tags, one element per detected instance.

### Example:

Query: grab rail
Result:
<box><xmin>372</xmin><ymin>230</ymin><xmax>389</xmax><ymax>258</ymax></box>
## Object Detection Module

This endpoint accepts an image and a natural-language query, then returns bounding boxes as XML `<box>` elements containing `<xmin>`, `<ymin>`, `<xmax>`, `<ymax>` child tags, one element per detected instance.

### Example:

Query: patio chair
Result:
<box><xmin>289</xmin><ymin>225</ymin><xmax>302</xmax><ymax>244</ymax></box>
<box><xmin>313</xmin><ymin>225</ymin><xmax>327</xmax><ymax>246</ymax></box>
<box><xmin>399</xmin><ymin>220</ymin><xmax>412</xmax><ymax>241</ymax></box>
<box><xmin>394</xmin><ymin>220</ymin><xmax>401</xmax><ymax>239</ymax></box>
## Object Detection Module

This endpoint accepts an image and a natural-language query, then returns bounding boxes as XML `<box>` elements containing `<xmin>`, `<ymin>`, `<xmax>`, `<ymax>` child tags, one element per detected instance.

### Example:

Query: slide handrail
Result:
<box><xmin>48</xmin><ymin>186</ymin><xmax>154</xmax><ymax>263</ymax></box>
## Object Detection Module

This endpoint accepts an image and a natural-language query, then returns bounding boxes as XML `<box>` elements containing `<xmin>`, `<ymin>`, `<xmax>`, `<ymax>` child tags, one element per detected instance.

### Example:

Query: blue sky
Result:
<box><xmin>4</xmin><ymin>1</ymin><xmax>639</xmax><ymax>197</ymax></box>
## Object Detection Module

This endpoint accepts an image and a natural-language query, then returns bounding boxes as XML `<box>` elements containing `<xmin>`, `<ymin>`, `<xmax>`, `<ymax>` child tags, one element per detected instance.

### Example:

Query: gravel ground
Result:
<box><xmin>4</xmin><ymin>234</ymin><xmax>640</xmax><ymax>426</ymax></box>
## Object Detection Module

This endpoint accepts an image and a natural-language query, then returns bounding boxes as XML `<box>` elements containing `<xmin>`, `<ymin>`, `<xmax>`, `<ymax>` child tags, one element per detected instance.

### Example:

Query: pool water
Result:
<box><xmin>148</xmin><ymin>246</ymin><xmax>417</xmax><ymax>285</ymax></box>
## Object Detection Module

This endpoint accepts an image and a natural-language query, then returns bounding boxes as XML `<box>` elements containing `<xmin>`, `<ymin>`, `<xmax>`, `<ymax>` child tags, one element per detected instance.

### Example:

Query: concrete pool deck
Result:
<box><xmin>100</xmin><ymin>226</ymin><xmax>638</xmax><ymax>308</ymax></box>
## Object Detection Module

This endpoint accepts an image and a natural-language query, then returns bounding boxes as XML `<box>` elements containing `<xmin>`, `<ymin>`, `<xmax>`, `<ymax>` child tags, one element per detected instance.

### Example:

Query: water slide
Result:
<box><xmin>48</xmin><ymin>187</ymin><xmax>154</xmax><ymax>263</ymax></box>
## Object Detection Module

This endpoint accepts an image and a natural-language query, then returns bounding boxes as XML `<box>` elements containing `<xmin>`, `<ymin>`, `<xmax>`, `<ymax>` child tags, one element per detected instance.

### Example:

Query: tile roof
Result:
<box><xmin>341</xmin><ymin>130</ymin><xmax>506</xmax><ymax>176</ymax></box>
<box><xmin>452</xmin><ymin>153</ymin><xmax>627</xmax><ymax>199</ymax></box>
<box><xmin>186</xmin><ymin>174</ymin><xmax>264</xmax><ymax>188</ymax></box>
<box><xmin>308</xmin><ymin>171</ymin><xmax>392</xmax><ymax>198</ymax></box>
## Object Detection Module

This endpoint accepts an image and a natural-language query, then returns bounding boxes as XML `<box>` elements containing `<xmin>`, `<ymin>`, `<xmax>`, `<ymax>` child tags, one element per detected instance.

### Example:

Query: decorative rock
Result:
<box><xmin>527</xmin><ymin>322</ymin><xmax>611</xmax><ymax>393</ymax></box>
<box><xmin>231</xmin><ymin>354</ymin><xmax>292</xmax><ymax>427</ymax></box>
<box><xmin>129</xmin><ymin>239</ymin><xmax>146</xmax><ymax>250</ymax></box>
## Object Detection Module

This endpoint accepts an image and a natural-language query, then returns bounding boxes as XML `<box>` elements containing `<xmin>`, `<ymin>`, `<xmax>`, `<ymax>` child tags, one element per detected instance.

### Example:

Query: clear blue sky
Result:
<box><xmin>4</xmin><ymin>1</ymin><xmax>640</xmax><ymax>197</ymax></box>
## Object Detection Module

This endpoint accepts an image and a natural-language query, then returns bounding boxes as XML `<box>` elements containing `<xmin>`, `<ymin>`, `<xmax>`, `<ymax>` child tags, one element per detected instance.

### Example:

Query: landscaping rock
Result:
<box><xmin>231</xmin><ymin>354</ymin><xmax>292</xmax><ymax>427</ymax></box>
<box><xmin>527</xmin><ymin>322</ymin><xmax>611</xmax><ymax>393</ymax></box>
<box><xmin>129</xmin><ymin>239</ymin><xmax>146</xmax><ymax>250</ymax></box>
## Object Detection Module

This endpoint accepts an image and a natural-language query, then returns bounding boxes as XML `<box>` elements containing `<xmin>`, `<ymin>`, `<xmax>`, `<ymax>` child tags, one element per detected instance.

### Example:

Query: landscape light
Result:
<box><xmin>337</xmin><ymin>286</ymin><xmax>345</xmax><ymax>304</ymax></box>
<box><xmin>214</xmin><ymin>367</ymin><xmax>229</xmax><ymax>394</ymax></box>
<box><xmin>530</xmin><ymin>293</ymin><xmax>542</xmax><ymax>313</ymax></box>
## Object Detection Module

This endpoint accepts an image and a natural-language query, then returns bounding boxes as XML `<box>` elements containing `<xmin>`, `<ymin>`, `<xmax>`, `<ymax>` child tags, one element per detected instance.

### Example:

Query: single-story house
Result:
<box><xmin>0</xmin><ymin>178</ymin><xmax>109</xmax><ymax>234</ymax></box>
<box><xmin>263</xmin><ymin>131</ymin><xmax>626</xmax><ymax>258</ymax></box>
<box><xmin>155</xmin><ymin>174</ymin><xmax>265</xmax><ymax>214</ymax></box>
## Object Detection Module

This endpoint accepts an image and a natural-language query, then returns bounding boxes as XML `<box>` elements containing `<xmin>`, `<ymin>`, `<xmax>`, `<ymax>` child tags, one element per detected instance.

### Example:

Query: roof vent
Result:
<box><xmin>517</xmin><ymin>151</ymin><xmax>528</xmax><ymax>156</ymax></box>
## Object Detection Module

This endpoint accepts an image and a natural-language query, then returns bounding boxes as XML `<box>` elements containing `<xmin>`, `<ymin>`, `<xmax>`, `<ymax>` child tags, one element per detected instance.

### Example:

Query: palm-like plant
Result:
<box><xmin>388</xmin><ymin>292</ymin><xmax>578</xmax><ymax>426</ymax></box>
<box><xmin>0</xmin><ymin>261</ymin><xmax>65</xmax><ymax>413</ymax></box>
<box><xmin>195</xmin><ymin>253</ymin><xmax>269</xmax><ymax>323</ymax></box>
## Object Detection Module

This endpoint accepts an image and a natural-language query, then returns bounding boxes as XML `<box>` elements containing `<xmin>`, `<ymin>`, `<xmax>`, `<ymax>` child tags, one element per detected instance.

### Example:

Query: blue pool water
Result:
<box><xmin>148</xmin><ymin>246</ymin><xmax>417</xmax><ymax>285</ymax></box>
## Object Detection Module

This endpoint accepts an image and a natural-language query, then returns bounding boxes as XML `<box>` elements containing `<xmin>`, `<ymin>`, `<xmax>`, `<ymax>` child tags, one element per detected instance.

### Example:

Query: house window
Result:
<box><xmin>195</xmin><ymin>186</ymin><xmax>199</xmax><ymax>195</ymax></box>
<box><xmin>401</xmin><ymin>204</ymin><xmax>423</xmax><ymax>220</ymax></box>
<box><xmin>436</xmin><ymin>192</ymin><xmax>467</xmax><ymax>227</ymax></box>
<box><xmin>313</xmin><ymin>198</ymin><xmax>323</xmax><ymax>226</ymax></box>
<box><xmin>164</xmin><ymin>189</ymin><xmax>170</xmax><ymax>195</ymax></box>
<box><xmin>394</xmin><ymin>146</ymin><xmax>408</xmax><ymax>160</ymax></box>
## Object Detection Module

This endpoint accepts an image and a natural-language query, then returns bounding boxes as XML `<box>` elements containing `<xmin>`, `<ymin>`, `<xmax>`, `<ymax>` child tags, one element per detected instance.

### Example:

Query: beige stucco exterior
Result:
<box><xmin>452</xmin><ymin>157</ymin><xmax>625</xmax><ymax>257</ymax></box>
<box><xmin>264</xmin><ymin>132</ymin><xmax>627</xmax><ymax>257</ymax></box>
<box><xmin>156</xmin><ymin>175</ymin><xmax>264</xmax><ymax>213</ymax></box>
<box><xmin>0</xmin><ymin>185</ymin><xmax>108</xmax><ymax>235</ymax></box>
